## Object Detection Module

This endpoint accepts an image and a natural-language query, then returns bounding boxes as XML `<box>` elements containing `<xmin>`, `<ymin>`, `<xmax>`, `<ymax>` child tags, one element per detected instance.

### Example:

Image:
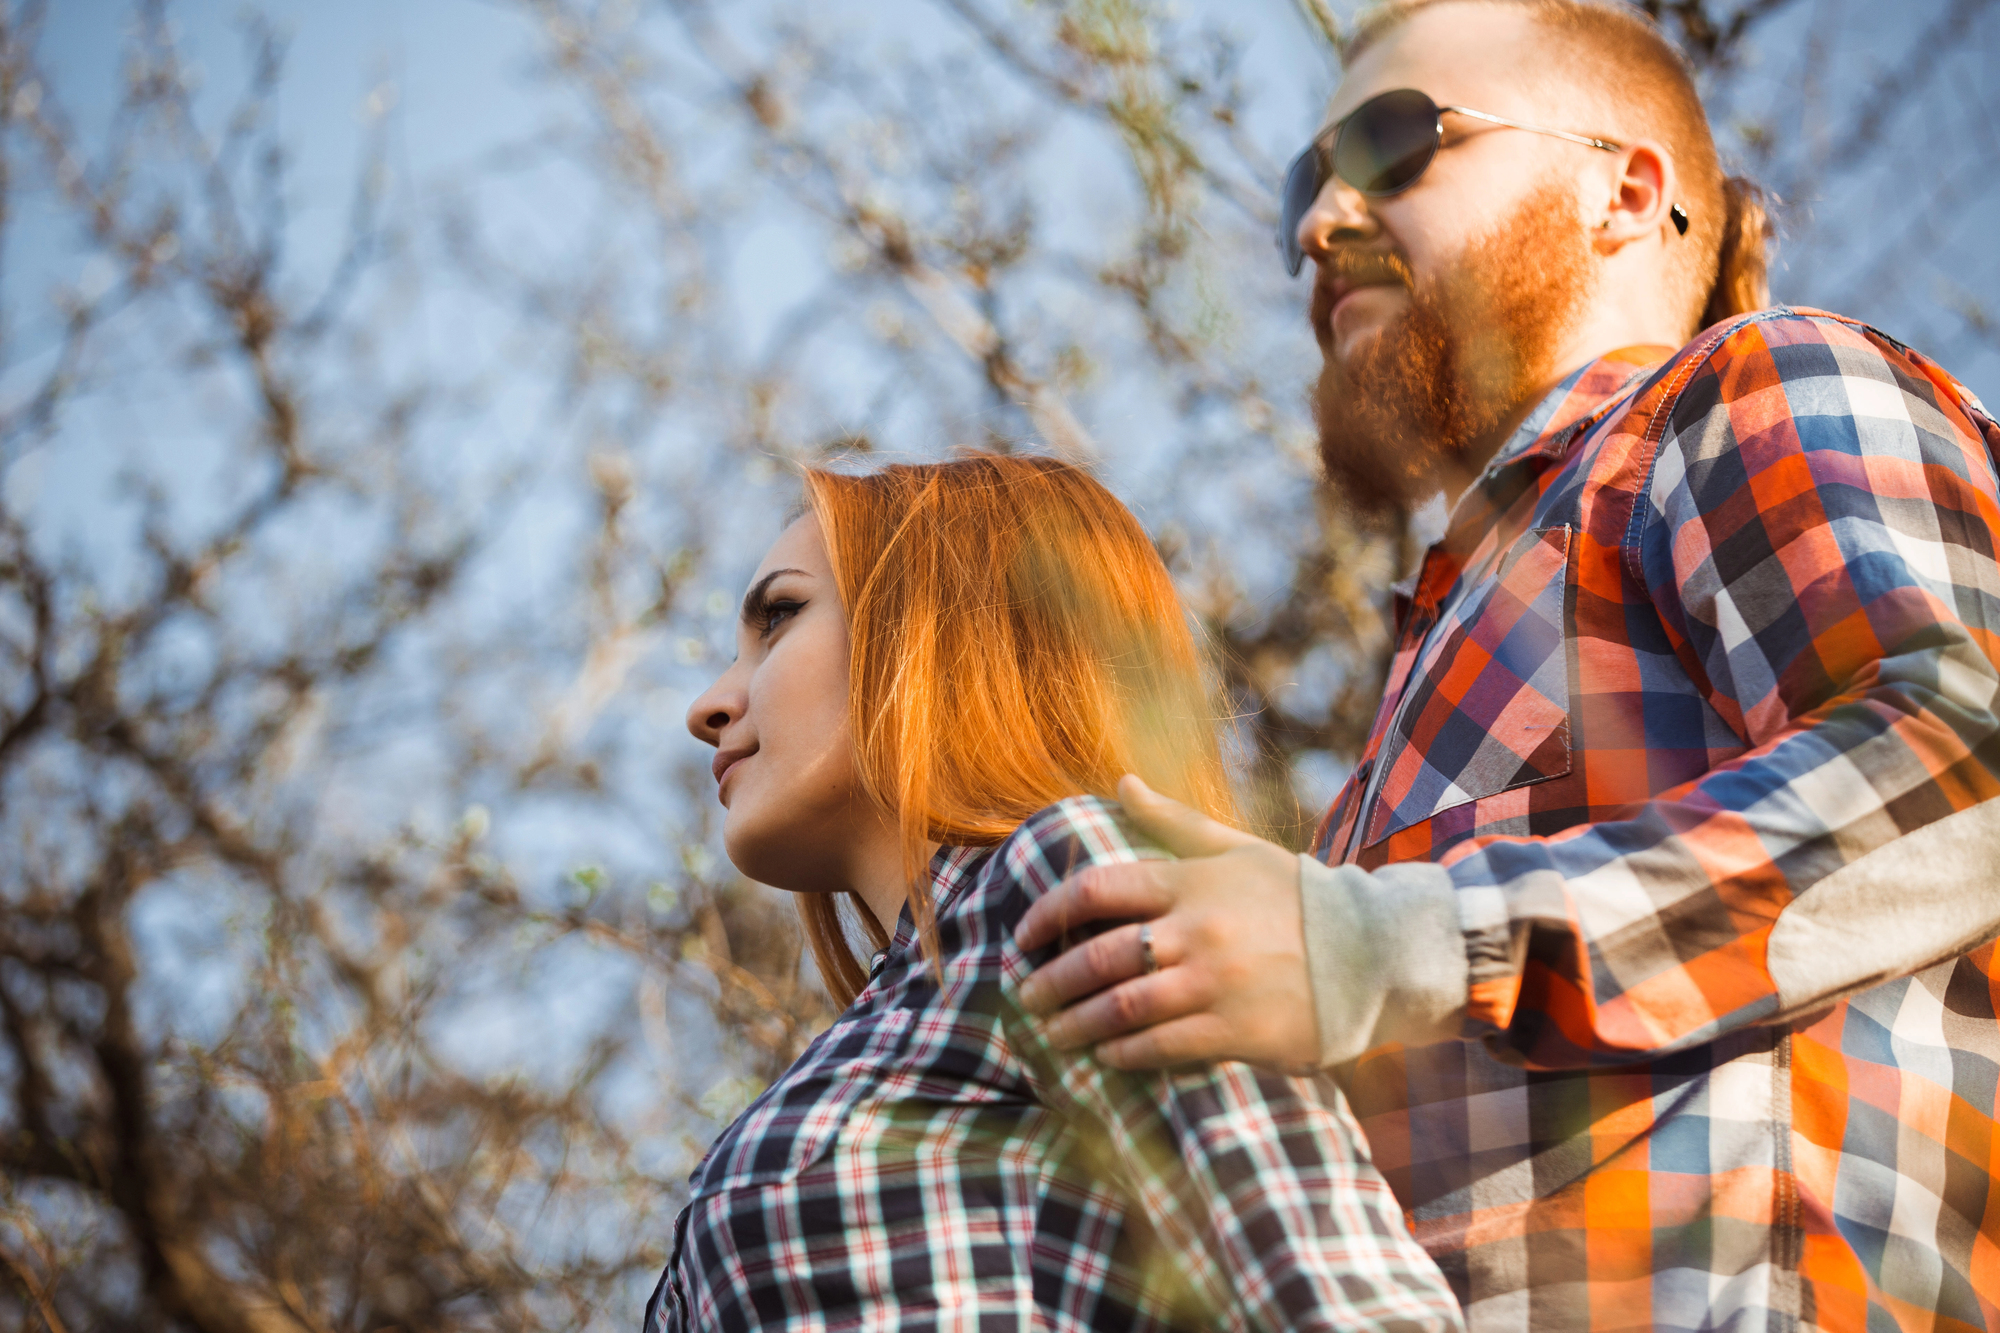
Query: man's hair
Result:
<box><xmin>797</xmin><ymin>452</ymin><xmax>1237</xmax><ymax>1004</ymax></box>
<box><xmin>1347</xmin><ymin>0</ymin><xmax>1773</xmax><ymax>335</ymax></box>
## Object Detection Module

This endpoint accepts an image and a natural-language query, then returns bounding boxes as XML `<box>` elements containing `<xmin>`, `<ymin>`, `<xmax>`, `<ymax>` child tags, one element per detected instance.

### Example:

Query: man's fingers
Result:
<box><xmin>1039</xmin><ymin>965</ymin><xmax>1210</xmax><ymax>1051</ymax></box>
<box><xmin>1013</xmin><ymin>859</ymin><xmax>1172</xmax><ymax>954</ymax></box>
<box><xmin>1017</xmin><ymin>922</ymin><xmax>1148</xmax><ymax>1017</ymax></box>
<box><xmin>1096</xmin><ymin>1013</ymin><xmax>1241</xmax><ymax>1070</ymax></box>
<box><xmin>1116</xmin><ymin>773</ymin><xmax>1254</xmax><ymax>859</ymax></box>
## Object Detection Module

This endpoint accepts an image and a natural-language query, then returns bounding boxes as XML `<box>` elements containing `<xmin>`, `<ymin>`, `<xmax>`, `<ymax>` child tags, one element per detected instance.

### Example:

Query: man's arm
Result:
<box><xmin>1019</xmin><ymin>314</ymin><xmax>2000</xmax><ymax>1072</ymax></box>
<box><xmin>1013</xmin><ymin>781</ymin><xmax>1469</xmax><ymax>1069</ymax></box>
<box><xmin>995</xmin><ymin>799</ymin><xmax>1463</xmax><ymax>1332</ymax></box>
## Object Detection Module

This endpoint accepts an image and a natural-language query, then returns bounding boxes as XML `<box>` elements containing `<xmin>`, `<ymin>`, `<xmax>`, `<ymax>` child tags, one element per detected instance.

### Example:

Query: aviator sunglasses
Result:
<box><xmin>1279</xmin><ymin>87</ymin><xmax>1684</xmax><ymax>277</ymax></box>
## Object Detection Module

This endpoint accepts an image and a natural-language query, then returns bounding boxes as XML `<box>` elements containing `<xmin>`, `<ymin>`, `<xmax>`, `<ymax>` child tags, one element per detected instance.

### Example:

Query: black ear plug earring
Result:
<box><xmin>1670</xmin><ymin>203</ymin><xmax>1690</xmax><ymax>236</ymax></box>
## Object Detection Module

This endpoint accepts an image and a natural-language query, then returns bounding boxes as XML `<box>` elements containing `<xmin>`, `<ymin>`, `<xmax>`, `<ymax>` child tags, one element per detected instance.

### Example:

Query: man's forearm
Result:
<box><xmin>1299</xmin><ymin>856</ymin><xmax>1466</xmax><ymax>1066</ymax></box>
<box><xmin>1304</xmin><ymin>791</ymin><xmax>2000</xmax><ymax>1071</ymax></box>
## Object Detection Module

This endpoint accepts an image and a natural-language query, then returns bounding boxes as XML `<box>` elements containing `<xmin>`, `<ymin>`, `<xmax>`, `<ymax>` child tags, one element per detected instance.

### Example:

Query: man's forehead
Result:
<box><xmin>1325</xmin><ymin>4</ymin><xmax>1551</xmax><ymax>126</ymax></box>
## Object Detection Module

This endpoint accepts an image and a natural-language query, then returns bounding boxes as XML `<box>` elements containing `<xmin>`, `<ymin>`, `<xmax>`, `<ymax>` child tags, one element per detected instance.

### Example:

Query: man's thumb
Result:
<box><xmin>1116</xmin><ymin>773</ymin><xmax>1249</xmax><ymax>858</ymax></box>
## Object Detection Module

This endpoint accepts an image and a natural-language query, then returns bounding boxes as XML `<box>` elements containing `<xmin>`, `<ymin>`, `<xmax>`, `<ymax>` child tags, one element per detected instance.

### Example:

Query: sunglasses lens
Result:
<box><xmin>1277</xmin><ymin>143</ymin><xmax>1327</xmax><ymax>277</ymax></box>
<box><xmin>1276</xmin><ymin>89</ymin><xmax>1440</xmax><ymax>276</ymax></box>
<box><xmin>1333</xmin><ymin>88</ymin><xmax>1439</xmax><ymax>195</ymax></box>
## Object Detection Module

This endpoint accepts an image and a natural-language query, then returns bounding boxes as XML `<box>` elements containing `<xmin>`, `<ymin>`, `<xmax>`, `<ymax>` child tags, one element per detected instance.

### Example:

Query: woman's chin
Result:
<box><xmin>722</xmin><ymin>830</ymin><xmax>773</xmax><ymax>886</ymax></box>
<box><xmin>722</xmin><ymin>826</ymin><xmax>816</xmax><ymax>895</ymax></box>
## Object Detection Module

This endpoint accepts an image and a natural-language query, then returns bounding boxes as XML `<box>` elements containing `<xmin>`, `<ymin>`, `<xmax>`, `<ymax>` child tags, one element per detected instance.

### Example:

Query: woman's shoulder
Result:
<box><xmin>981</xmin><ymin>794</ymin><xmax>1167</xmax><ymax>903</ymax></box>
<box><xmin>928</xmin><ymin>797</ymin><xmax>1169</xmax><ymax>932</ymax></box>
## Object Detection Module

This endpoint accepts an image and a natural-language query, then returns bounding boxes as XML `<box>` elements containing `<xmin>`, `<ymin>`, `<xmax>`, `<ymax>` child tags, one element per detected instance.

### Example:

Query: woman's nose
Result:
<box><xmin>686</xmin><ymin>673</ymin><xmax>744</xmax><ymax>745</ymax></box>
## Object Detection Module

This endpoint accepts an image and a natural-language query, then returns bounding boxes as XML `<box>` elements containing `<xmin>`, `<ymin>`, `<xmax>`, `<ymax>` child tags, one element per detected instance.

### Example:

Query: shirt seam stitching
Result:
<box><xmin>1624</xmin><ymin>309</ymin><xmax>1797</xmax><ymax>584</ymax></box>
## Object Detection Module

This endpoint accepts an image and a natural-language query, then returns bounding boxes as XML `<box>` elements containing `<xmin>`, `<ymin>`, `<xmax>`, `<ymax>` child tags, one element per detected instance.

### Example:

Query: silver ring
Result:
<box><xmin>1139</xmin><ymin>923</ymin><xmax>1160</xmax><ymax>975</ymax></box>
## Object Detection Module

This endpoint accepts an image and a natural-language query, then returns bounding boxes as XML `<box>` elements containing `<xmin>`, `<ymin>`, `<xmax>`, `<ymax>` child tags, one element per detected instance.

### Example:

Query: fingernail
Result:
<box><xmin>1018</xmin><ymin>980</ymin><xmax>1046</xmax><ymax>1015</ymax></box>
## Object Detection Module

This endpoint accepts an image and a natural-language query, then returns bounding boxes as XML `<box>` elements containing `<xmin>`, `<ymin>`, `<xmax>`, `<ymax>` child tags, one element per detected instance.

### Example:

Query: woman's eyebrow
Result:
<box><xmin>740</xmin><ymin>567</ymin><xmax>809</xmax><ymax>620</ymax></box>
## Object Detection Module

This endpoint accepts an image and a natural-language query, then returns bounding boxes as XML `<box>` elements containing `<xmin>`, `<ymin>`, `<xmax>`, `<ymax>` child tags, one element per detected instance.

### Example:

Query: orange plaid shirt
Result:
<box><xmin>1313</xmin><ymin>309</ymin><xmax>2000</xmax><ymax>1330</ymax></box>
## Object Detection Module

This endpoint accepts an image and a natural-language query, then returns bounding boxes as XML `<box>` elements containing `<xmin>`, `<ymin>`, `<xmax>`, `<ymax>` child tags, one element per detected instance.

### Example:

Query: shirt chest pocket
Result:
<box><xmin>692</xmin><ymin>1005</ymin><xmax>916</xmax><ymax>1192</ymax></box>
<box><xmin>1363</xmin><ymin>525</ymin><xmax>1574</xmax><ymax>846</ymax></box>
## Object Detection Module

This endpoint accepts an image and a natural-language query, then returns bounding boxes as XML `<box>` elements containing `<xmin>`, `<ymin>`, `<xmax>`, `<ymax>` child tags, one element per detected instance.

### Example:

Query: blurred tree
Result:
<box><xmin>0</xmin><ymin>0</ymin><xmax>1992</xmax><ymax>1327</ymax></box>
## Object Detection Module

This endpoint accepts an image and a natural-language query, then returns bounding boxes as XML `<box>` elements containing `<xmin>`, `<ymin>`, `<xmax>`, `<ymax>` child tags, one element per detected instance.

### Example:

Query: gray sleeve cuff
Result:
<box><xmin>1299</xmin><ymin>854</ymin><xmax>1469</xmax><ymax>1068</ymax></box>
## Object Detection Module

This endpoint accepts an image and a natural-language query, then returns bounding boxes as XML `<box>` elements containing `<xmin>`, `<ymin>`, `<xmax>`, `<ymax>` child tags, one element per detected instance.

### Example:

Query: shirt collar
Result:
<box><xmin>1399</xmin><ymin>345</ymin><xmax>1675</xmax><ymax>617</ymax></box>
<box><xmin>1483</xmin><ymin>344</ymin><xmax>1676</xmax><ymax>479</ymax></box>
<box><xmin>882</xmin><ymin>843</ymin><xmax>989</xmax><ymax>960</ymax></box>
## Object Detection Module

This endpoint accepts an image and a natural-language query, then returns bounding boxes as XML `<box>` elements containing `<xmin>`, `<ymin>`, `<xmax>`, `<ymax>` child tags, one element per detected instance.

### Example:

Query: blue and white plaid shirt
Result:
<box><xmin>646</xmin><ymin>796</ymin><xmax>1463</xmax><ymax>1331</ymax></box>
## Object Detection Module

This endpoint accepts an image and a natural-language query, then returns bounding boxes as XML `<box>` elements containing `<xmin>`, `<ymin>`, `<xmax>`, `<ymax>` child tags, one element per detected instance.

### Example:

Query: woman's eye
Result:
<box><xmin>759</xmin><ymin>600</ymin><xmax>804</xmax><ymax>636</ymax></box>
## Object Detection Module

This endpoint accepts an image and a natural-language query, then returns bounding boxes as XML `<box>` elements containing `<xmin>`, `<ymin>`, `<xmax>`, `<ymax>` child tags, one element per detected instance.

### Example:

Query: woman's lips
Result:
<box><xmin>712</xmin><ymin>747</ymin><xmax>755</xmax><ymax>803</ymax></box>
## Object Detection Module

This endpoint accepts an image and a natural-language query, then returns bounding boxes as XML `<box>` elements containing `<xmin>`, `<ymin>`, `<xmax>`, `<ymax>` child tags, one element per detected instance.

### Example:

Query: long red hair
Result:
<box><xmin>798</xmin><ymin>452</ymin><xmax>1237</xmax><ymax>1005</ymax></box>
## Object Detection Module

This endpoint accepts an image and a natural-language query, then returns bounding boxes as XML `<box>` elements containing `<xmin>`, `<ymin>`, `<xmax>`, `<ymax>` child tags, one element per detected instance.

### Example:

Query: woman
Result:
<box><xmin>652</xmin><ymin>454</ymin><xmax>1459</xmax><ymax>1332</ymax></box>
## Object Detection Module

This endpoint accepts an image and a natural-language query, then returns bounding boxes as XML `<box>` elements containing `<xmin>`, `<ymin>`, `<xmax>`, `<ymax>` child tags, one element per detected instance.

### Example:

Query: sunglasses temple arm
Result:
<box><xmin>1438</xmin><ymin>105</ymin><xmax>1623</xmax><ymax>153</ymax></box>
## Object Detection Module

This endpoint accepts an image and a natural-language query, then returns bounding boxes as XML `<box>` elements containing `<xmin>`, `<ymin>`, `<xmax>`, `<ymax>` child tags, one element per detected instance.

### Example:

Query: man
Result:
<box><xmin>1013</xmin><ymin>1</ymin><xmax>2000</xmax><ymax>1328</ymax></box>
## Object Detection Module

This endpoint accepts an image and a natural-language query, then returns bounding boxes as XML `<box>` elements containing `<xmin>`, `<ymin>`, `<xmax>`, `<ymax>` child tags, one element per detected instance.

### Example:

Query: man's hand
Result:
<box><xmin>1014</xmin><ymin>775</ymin><xmax>1318</xmax><ymax>1070</ymax></box>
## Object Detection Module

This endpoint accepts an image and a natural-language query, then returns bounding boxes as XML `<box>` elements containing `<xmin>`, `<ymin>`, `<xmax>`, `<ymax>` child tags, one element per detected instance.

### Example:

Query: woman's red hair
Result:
<box><xmin>798</xmin><ymin>452</ymin><xmax>1236</xmax><ymax>1005</ymax></box>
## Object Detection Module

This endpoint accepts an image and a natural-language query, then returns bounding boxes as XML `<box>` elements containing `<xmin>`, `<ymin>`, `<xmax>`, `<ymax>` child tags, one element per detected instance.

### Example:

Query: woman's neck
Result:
<box><xmin>843</xmin><ymin>807</ymin><xmax>923</xmax><ymax>940</ymax></box>
<box><xmin>849</xmin><ymin>851</ymin><xmax>908</xmax><ymax>940</ymax></box>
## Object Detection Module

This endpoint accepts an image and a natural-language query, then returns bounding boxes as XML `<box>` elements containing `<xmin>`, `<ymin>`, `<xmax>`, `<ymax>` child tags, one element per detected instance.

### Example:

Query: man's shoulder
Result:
<box><xmin>1657</xmin><ymin>306</ymin><xmax>1990</xmax><ymax>422</ymax></box>
<box><xmin>1576</xmin><ymin>307</ymin><xmax>1995</xmax><ymax>462</ymax></box>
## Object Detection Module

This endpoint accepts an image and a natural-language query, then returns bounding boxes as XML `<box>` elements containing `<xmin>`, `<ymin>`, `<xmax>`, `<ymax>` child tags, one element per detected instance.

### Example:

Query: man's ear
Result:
<box><xmin>1596</xmin><ymin>141</ymin><xmax>1676</xmax><ymax>251</ymax></box>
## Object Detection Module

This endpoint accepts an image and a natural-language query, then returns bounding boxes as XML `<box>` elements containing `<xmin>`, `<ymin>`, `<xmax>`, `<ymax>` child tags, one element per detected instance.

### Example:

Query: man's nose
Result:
<box><xmin>1296</xmin><ymin>174</ymin><xmax>1378</xmax><ymax>263</ymax></box>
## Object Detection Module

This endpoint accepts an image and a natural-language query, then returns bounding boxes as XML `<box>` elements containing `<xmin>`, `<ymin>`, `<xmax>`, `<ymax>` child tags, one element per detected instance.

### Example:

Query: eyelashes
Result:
<box><xmin>740</xmin><ymin>567</ymin><xmax>811</xmax><ymax>640</ymax></box>
<box><xmin>744</xmin><ymin>593</ymin><xmax>805</xmax><ymax>638</ymax></box>
<box><xmin>759</xmin><ymin>600</ymin><xmax>804</xmax><ymax>636</ymax></box>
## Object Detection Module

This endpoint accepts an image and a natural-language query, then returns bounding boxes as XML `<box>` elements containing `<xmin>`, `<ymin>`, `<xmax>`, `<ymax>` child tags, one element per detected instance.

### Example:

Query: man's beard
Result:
<box><xmin>1313</xmin><ymin>179</ymin><xmax>1596</xmax><ymax>519</ymax></box>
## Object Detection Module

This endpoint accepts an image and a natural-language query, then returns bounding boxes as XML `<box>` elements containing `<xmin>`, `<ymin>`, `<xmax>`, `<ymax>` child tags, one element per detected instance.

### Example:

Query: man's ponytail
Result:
<box><xmin>1699</xmin><ymin>175</ymin><xmax>1777</xmax><ymax>328</ymax></box>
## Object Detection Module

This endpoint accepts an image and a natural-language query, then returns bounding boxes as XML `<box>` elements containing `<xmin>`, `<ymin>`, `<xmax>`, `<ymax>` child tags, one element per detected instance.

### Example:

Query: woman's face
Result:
<box><xmin>686</xmin><ymin>514</ymin><xmax>888</xmax><ymax>898</ymax></box>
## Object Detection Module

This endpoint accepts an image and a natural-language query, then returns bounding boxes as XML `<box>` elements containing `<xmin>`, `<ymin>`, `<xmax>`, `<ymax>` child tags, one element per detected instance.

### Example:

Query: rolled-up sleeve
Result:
<box><xmin>1366</xmin><ymin>315</ymin><xmax>2000</xmax><ymax>1070</ymax></box>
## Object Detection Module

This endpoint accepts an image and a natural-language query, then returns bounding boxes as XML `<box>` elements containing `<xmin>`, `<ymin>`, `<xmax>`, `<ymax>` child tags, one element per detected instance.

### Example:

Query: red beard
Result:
<box><xmin>1313</xmin><ymin>180</ymin><xmax>1596</xmax><ymax>519</ymax></box>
